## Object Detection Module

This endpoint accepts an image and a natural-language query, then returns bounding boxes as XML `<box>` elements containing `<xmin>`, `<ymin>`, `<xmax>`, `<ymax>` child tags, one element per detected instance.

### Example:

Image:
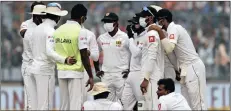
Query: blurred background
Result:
<box><xmin>1</xmin><ymin>1</ymin><xmax>230</xmax><ymax>110</ymax></box>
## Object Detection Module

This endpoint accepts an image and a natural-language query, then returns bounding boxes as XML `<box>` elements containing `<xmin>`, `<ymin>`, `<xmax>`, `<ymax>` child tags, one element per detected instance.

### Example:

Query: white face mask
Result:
<box><xmin>139</xmin><ymin>17</ymin><xmax>147</xmax><ymax>27</ymax></box>
<box><xmin>103</xmin><ymin>23</ymin><xmax>114</xmax><ymax>32</ymax></box>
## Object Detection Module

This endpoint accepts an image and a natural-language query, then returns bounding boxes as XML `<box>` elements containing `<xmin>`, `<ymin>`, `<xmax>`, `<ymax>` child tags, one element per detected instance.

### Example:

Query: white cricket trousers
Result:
<box><xmin>28</xmin><ymin>73</ymin><xmax>55</xmax><ymax>110</ymax></box>
<box><xmin>21</xmin><ymin>63</ymin><xmax>32</xmax><ymax>110</ymax></box>
<box><xmin>180</xmin><ymin>59</ymin><xmax>207</xmax><ymax>110</ymax></box>
<box><xmin>101</xmin><ymin>72</ymin><xmax>125</xmax><ymax>103</ymax></box>
<box><xmin>58</xmin><ymin>78</ymin><xmax>84</xmax><ymax>110</ymax></box>
<box><xmin>121</xmin><ymin>71</ymin><xmax>144</xmax><ymax>110</ymax></box>
<box><xmin>164</xmin><ymin>66</ymin><xmax>176</xmax><ymax>81</ymax></box>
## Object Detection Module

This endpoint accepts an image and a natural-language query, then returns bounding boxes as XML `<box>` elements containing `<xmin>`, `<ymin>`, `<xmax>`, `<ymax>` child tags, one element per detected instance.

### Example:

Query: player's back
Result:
<box><xmin>168</xmin><ymin>22</ymin><xmax>199</xmax><ymax>66</ymax></box>
<box><xmin>83</xmin><ymin>99</ymin><xmax>123</xmax><ymax>110</ymax></box>
<box><xmin>159</xmin><ymin>92</ymin><xmax>191</xmax><ymax>110</ymax></box>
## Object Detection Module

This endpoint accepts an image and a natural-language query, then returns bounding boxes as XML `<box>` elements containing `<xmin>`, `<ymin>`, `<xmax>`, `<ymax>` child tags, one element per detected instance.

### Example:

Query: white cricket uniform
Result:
<box><xmin>166</xmin><ymin>22</ymin><xmax>207</xmax><ymax>110</ymax></box>
<box><xmin>162</xmin><ymin>30</ymin><xmax>177</xmax><ymax>81</ymax></box>
<box><xmin>141</xmin><ymin>24</ymin><xmax>165</xmax><ymax>110</ymax></box>
<box><xmin>57</xmin><ymin>20</ymin><xmax>88</xmax><ymax>110</ymax></box>
<box><xmin>97</xmin><ymin>29</ymin><xmax>130</xmax><ymax>102</ymax></box>
<box><xmin>28</xmin><ymin>19</ymin><xmax>66</xmax><ymax>110</ymax></box>
<box><xmin>121</xmin><ymin>31</ymin><xmax>146</xmax><ymax>110</ymax></box>
<box><xmin>20</xmin><ymin>18</ymin><xmax>35</xmax><ymax>110</ymax></box>
<box><xmin>158</xmin><ymin>92</ymin><xmax>191</xmax><ymax>110</ymax></box>
<box><xmin>82</xmin><ymin>27</ymin><xmax>99</xmax><ymax>102</ymax></box>
<box><xmin>83</xmin><ymin>99</ymin><xmax>123</xmax><ymax>110</ymax></box>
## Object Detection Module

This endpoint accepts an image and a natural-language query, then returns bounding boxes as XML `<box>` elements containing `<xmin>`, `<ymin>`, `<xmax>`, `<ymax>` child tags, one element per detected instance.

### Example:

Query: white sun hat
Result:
<box><xmin>91</xmin><ymin>82</ymin><xmax>110</xmax><ymax>96</ymax></box>
<box><xmin>43</xmin><ymin>2</ymin><xmax>68</xmax><ymax>16</ymax></box>
<box><xmin>150</xmin><ymin>5</ymin><xmax>163</xmax><ymax>11</ymax></box>
<box><xmin>29</xmin><ymin>4</ymin><xmax>46</xmax><ymax>15</ymax></box>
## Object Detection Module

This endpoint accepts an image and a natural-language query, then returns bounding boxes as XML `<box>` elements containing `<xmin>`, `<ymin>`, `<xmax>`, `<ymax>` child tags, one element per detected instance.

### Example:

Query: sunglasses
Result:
<box><xmin>47</xmin><ymin>3</ymin><xmax>61</xmax><ymax>9</ymax></box>
<box><xmin>143</xmin><ymin>6</ymin><xmax>154</xmax><ymax>17</ymax></box>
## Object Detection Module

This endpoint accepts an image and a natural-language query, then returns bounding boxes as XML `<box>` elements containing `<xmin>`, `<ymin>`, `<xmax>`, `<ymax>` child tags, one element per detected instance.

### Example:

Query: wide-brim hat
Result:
<box><xmin>28</xmin><ymin>4</ymin><xmax>46</xmax><ymax>15</ymax></box>
<box><xmin>43</xmin><ymin>3</ymin><xmax>68</xmax><ymax>16</ymax></box>
<box><xmin>91</xmin><ymin>82</ymin><xmax>110</xmax><ymax>96</ymax></box>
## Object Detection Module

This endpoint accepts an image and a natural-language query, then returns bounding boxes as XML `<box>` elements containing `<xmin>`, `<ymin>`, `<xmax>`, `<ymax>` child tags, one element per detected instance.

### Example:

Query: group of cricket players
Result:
<box><xmin>20</xmin><ymin>1</ymin><xmax>207</xmax><ymax>110</ymax></box>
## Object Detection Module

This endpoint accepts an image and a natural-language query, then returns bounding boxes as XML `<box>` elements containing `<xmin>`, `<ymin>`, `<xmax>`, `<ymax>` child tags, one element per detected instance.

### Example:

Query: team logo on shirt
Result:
<box><xmin>116</xmin><ymin>40</ymin><xmax>122</xmax><ymax>47</ymax></box>
<box><xmin>158</xmin><ymin>104</ymin><xmax>161</xmax><ymax>110</ymax></box>
<box><xmin>55</xmin><ymin>38</ymin><xmax>72</xmax><ymax>44</ymax></box>
<box><xmin>149</xmin><ymin>36</ymin><xmax>155</xmax><ymax>42</ymax></box>
<box><xmin>169</xmin><ymin>34</ymin><xmax>174</xmax><ymax>39</ymax></box>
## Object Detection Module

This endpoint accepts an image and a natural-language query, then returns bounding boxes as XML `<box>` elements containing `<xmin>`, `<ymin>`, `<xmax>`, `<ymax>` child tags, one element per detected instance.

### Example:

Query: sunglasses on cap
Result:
<box><xmin>47</xmin><ymin>3</ymin><xmax>61</xmax><ymax>9</ymax></box>
<box><xmin>143</xmin><ymin>6</ymin><xmax>154</xmax><ymax>17</ymax></box>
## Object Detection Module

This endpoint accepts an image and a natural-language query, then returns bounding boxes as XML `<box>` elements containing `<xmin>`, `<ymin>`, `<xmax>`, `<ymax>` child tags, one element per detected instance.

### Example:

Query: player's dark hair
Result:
<box><xmin>94</xmin><ymin>92</ymin><xmax>110</xmax><ymax>100</ymax></box>
<box><xmin>158</xmin><ymin>78</ymin><xmax>175</xmax><ymax>93</ymax></box>
<box><xmin>31</xmin><ymin>1</ymin><xmax>45</xmax><ymax>12</ymax></box>
<box><xmin>157</xmin><ymin>9</ymin><xmax>173</xmax><ymax>23</ymax></box>
<box><xmin>71</xmin><ymin>4</ymin><xmax>87</xmax><ymax>19</ymax></box>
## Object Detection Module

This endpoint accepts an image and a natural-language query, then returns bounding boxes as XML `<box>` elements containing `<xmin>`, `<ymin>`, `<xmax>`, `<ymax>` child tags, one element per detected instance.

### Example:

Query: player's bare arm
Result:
<box><xmin>80</xmin><ymin>48</ymin><xmax>94</xmax><ymax>91</ymax></box>
<box><xmin>93</xmin><ymin>60</ymin><xmax>104</xmax><ymax>79</ymax></box>
<box><xmin>20</xmin><ymin>29</ymin><xmax>27</xmax><ymax>38</ymax></box>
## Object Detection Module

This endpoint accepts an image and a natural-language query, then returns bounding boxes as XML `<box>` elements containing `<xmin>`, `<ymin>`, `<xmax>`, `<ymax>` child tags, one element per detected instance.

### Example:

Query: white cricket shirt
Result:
<box><xmin>97</xmin><ymin>29</ymin><xmax>130</xmax><ymax>73</ymax></box>
<box><xmin>158</xmin><ymin>92</ymin><xmax>191</xmax><ymax>110</ymax></box>
<box><xmin>29</xmin><ymin>19</ymin><xmax>66</xmax><ymax>75</ymax></box>
<box><xmin>167</xmin><ymin>22</ymin><xmax>199</xmax><ymax>68</ymax></box>
<box><xmin>141</xmin><ymin>24</ymin><xmax>165</xmax><ymax>80</ymax></box>
<box><xmin>129</xmin><ymin>31</ymin><xmax>146</xmax><ymax>71</ymax></box>
<box><xmin>20</xmin><ymin>18</ymin><xmax>33</xmax><ymax>32</ymax></box>
<box><xmin>83</xmin><ymin>99</ymin><xmax>123</xmax><ymax>110</ymax></box>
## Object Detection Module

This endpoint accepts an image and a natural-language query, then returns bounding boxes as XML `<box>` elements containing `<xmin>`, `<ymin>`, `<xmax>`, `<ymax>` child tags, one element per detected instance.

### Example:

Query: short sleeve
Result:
<box><xmin>78</xmin><ymin>29</ymin><xmax>88</xmax><ymax>50</ymax></box>
<box><xmin>20</xmin><ymin>21</ymin><xmax>29</xmax><ymax>31</ymax></box>
<box><xmin>110</xmin><ymin>102</ymin><xmax>123</xmax><ymax>110</ymax></box>
<box><xmin>167</xmin><ymin>27</ymin><xmax>179</xmax><ymax>44</ymax></box>
<box><xmin>158</xmin><ymin>97</ymin><xmax>168</xmax><ymax>110</ymax></box>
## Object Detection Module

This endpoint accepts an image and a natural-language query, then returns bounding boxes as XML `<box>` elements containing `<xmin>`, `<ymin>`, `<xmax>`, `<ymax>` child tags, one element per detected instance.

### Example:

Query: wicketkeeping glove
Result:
<box><xmin>126</xmin><ymin>25</ymin><xmax>134</xmax><ymax>39</ymax></box>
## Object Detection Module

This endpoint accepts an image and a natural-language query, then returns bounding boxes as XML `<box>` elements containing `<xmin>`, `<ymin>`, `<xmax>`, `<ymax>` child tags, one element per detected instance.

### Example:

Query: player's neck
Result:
<box><xmin>108</xmin><ymin>28</ymin><xmax>118</xmax><ymax>37</ymax></box>
<box><xmin>71</xmin><ymin>19</ymin><xmax>82</xmax><ymax>25</ymax></box>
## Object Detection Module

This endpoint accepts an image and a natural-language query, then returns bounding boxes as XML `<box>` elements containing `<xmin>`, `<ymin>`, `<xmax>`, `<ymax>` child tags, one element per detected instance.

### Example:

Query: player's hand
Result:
<box><xmin>65</xmin><ymin>56</ymin><xmax>77</xmax><ymax>65</ymax></box>
<box><xmin>148</xmin><ymin>24</ymin><xmax>162</xmax><ymax>32</ymax></box>
<box><xmin>86</xmin><ymin>77</ymin><xmax>94</xmax><ymax>92</ymax></box>
<box><xmin>87</xmin><ymin>50</ymin><xmax>91</xmax><ymax>56</ymax></box>
<box><xmin>122</xmin><ymin>69</ymin><xmax>130</xmax><ymax>78</ymax></box>
<box><xmin>140</xmin><ymin>78</ymin><xmax>149</xmax><ymax>95</ymax></box>
<box><xmin>175</xmin><ymin>69</ymin><xmax>181</xmax><ymax>81</ymax></box>
<box><xmin>126</xmin><ymin>25</ymin><xmax>134</xmax><ymax>39</ymax></box>
<box><xmin>96</xmin><ymin>71</ymin><xmax>104</xmax><ymax>79</ymax></box>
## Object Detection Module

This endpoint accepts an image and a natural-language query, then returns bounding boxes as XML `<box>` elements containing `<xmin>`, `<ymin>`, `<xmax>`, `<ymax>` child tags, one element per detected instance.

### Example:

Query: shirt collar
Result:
<box><xmin>167</xmin><ymin>22</ymin><xmax>175</xmax><ymax>31</ymax></box>
<box><xmin>168</xmin><ymin>92</ymin><xmax>175</xmax><ymax>96</ymax></box>
<box><xmin>66</xmin><ymin>20</ymin><xmax>81</xmax><ymax>27</ymax></box>
<box><xmin>43</xmin><ymin>19</ymin><xmax>57</xmax><ymax>28</ymax></box>
<box><xmin>106</xmin><ymin>28</ymin><xmax>121</xmax><ymax>38</ymax></box>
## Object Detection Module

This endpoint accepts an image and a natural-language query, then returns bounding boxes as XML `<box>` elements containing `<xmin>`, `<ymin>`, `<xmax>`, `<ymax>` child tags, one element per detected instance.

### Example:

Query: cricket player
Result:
<box><xmin>28</xmin><ymin>3</ymin><xmax>75</xmax><ymax>110</ymax></box>
<box><xmin>157</xmin><ymin>78</ymin><xmax>191</xmax><ymax>110</ymax></box>
<box><xmin>83</xmin><ymin>82</ymin><xmax>123</xmax><ymax>110</ymax></box>
<box><xmin>53</xmin><ymin>4</ymin><xmax>94</xmax><ymax>110</ymax></box>
<box><xmin>149</xmin><ymin>9</ymin><xmax>207</xmax><ymax>110</ymax></box>
<box><xmin>20</xmin><ymin>3</ymin><xmax>46</xmax><ymax>110</ymax></box>
<box><xmin>121</xmin><ymin>16</ymin><xmax>147</xmax><ymax>110</ymax></box>
<box><xmin>94</xmin><ymin>12</ymin><xmax>130</xmax><ymax>103</ymax></box>
<box><xmin>150</xmin><ymin>5</ymin><xmax>178</xmax><ymax>81</ymax></box>
<box><xmin>81</xmin><ymin>26</ymin><xmax>99</xmax><ymax>102</ymax></box>
<box><xmin>137</xmin><ymin>6</ymin><xmax>165</xmax><ymax>110</ymax></box>
<box><xmin>20</xmin><ymin>1</ymin><xmax>45</xmax><ymax>38</ymax></box>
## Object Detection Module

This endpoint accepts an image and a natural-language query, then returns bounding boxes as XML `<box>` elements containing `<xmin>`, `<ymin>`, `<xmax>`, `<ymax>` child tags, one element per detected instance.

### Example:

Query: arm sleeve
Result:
<box><xmin>141</xmin><ymin>31</ymin><xmax>159</xmax><ymax>80</ymax></box>
<box><xmin>160</xmin><ymin>27</ymin><xmax>179</xmax><ymax>54</ymax></box>
<box><xmin>78</xmin><ymin>29</ymin><xmax>88</xmax><ymax>50</ymax></box>
<box><xmin>158</xmin><ymin>99</ymin><xmax>168</xmax><ymax>110</ymax></box>
<box><xmin>166</xmin><ymin>52</ymin><xmax>178</xmax><ymax>70</ymax></box>
<box><xmin>46</xmin><ymin>31</ymin><xmax>66</xmax><ymax>64</ymax></box>
<box><xmin>24</xmin><ymin>29</ymin><xmax>33</xmax><ymax>60</ymax></box>
<box><xmin>89</xmin><ymin>33</ymin><xmax>99</xmax><ymax>61</ymax></box>
<box><xmin>20</xmin><ymin>21</ymin><xmax>28</xmax><ymax>32</ymax></box>
<box><xmin>129</xmin><ymin>38</ymin><xmax>142</xmax><ymax>57</ymax></box>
